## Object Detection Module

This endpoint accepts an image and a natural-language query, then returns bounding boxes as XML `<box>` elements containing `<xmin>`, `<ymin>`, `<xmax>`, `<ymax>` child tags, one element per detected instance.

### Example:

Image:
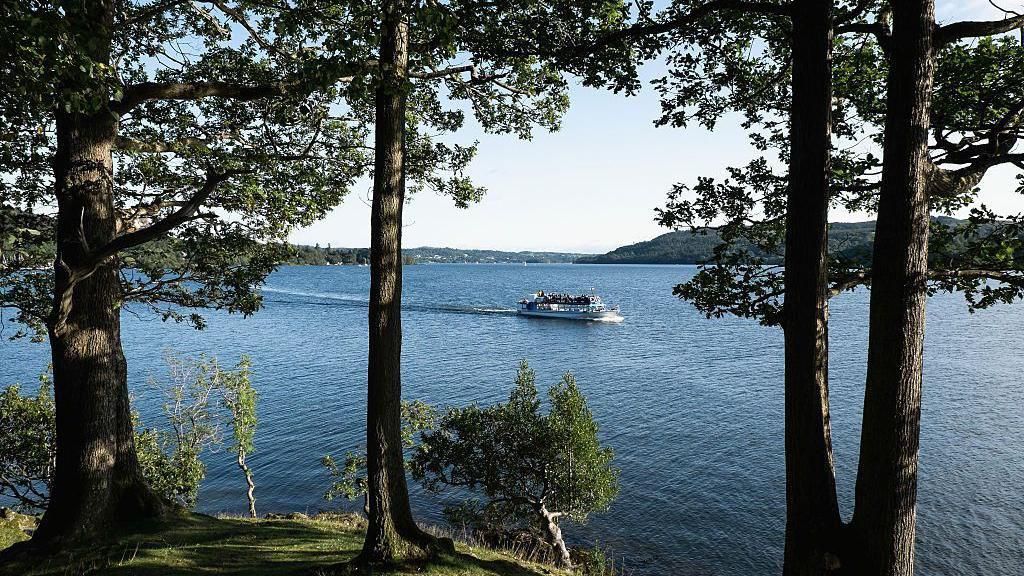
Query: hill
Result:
<box><xmin>290</xmin><ymin>245</ymin><xmax>586</xmax><ymax>265</ymax></box>
<box><xmin>575</xmin><ymin>221</ymin><xmax>884</xmax><ymax>265</ymax></box>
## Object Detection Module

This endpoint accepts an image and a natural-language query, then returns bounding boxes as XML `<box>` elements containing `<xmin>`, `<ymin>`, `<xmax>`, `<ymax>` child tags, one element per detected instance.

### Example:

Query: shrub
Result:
<box><xmin>0</xmin><ymin>370</ymin><xmax>55</xmax><ymax>512</ymax></box>
<box><xmin>1</xmin><ymin>355</ymin><xmax>257</xmax><ymax>512</ymax></box>
<box><xmin>410</xmin><ymin>360</ymin><xmax>620</xmax><ymax>569</ymax></box>
<box><xmin>322</xmin><ymin>399</ymin><xmax>435</xmax><ymax>513</ymax></box>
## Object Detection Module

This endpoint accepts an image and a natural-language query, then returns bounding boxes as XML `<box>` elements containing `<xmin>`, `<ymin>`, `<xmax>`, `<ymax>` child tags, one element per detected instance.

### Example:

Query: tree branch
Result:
<box><xmin>113</xmin><ymin>80</ymin><xmax>305</xmax><ymax>113</ymax></box>
<box><xmin>122</xmin><ymin>0</ymin><xmax>190</xmax><ymax>25</ymax></box>
<box><xmin>204</xmin><ymin>0</ymin><xmax>292</xmax><ymax>60</ymax></box>
<box><xmin>829</xmin><ymin>271</ymin><xmax>869</xmax><ymax>297</ymax></box>
<box><xmin>85</xmin><ymin>170</ymin><xmax>241</xmax><ymax>266</ymax></box>
<box><xmin>410</xmin><ymin>65</ymin><xmax>476</xmax><ymax>80</ymax></box>
<box><xmin>930</xmin><ymin>268</ymin><xmax>1024</xmax><ymax>284</ymax></box>
<box><xmin>835</xmin><ymin>21</ymin><xmax>892</xmax><ymax>51</ymax></box>
<box><xmin>836</xmin><ymin>0</ymin><xmax>875</xmax><ymax>26</ymax></box>
<box><xmin>115</xmin><ymin>136</ymin><xmax>211</xmax><ymax>154</ymax></box>
<box><xmin>587</xmin><ymin>0</ymin><xmax>791</xmax><ymax>50</ymax></box>
<box><xmin>936</xmin><ymin>14</ymin><xmax>1024</xmax><ymax>47</ymax></box>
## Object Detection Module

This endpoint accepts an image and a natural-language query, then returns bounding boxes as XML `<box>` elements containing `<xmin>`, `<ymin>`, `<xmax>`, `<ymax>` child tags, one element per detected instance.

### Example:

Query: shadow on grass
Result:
<box><xmin>0</xmin><ymin>514</ymin><xmax>559</xmax><ymax>576</ymax></box>
<box><xmin>1</xmin><ymin>513</ymin><xmax>359</xmax><ymax>576</ymax></box>
<box><xmin>434</xmin><ymin>551</ymin><xmax>560</xmax><ymax>576</ymax></box>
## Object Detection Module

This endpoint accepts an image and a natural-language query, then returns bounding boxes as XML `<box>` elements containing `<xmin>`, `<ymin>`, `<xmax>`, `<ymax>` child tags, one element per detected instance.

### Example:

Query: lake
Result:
<box><xmin>2</xmin><ymin>264</ymin><xmax>1022</xmax><ymax>575</ymax></box>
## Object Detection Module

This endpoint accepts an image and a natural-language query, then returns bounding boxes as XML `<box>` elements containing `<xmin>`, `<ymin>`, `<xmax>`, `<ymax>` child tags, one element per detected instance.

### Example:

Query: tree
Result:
<box><xmin>846</xmin><ymin>4</ymin><xmax>1024</xmax><ymax>575</ymax></box>
<box><xmin>314</xmin><ymin>0</ymin><xmax>640</xmax><ymax>564</ymax></box>
<box><xmin>1</xmin><ymin>0</ymin><xmax>368</xmax><ymax>546</ymax></box>
<box><xmin>136</xmin><ymin>354</ymin><xmax>225</xmax><ymax>509</ymax></box>
<box><xmin>219</xmin><ymin>356</ymin><xmax>258</xmax><ymax>518</ymax></box>
<box><xmin>597</xmin><ymin>2</ymin><xmax>842</xmax><ymax>572</ymax></box>
<box><xmin>410</xmin><ymin>361</ymin><xmax>619</xmax><ymax>569</ymax></box>
<box><xmin>653</xmin><ymin>2</ymin><xmax>1024</xmax><ymax>574</ymax></box>
<box><xmin>0</xmin><ymin>354</ymin><xmax>253</xmax><ymax>513</ymax></box>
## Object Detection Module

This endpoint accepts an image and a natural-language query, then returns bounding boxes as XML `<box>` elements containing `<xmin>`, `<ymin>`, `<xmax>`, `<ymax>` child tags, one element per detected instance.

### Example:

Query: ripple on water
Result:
<box><xmin>2</xmin><ymin>263</ymin><xmax>1022</xmax><ymax>575</ymax></box>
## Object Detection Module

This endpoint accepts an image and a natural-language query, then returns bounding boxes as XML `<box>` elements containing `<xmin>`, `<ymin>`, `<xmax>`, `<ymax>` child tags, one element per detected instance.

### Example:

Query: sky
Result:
<box><xmin>290</xmin><ymin>0</ymin><xmax>1024</xmax><ymax>254</ymax></box>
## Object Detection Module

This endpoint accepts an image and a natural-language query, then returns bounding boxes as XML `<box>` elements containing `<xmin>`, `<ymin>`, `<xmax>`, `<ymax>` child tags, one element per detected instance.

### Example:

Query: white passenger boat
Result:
<box><xmin>517</xmin><ymin>291</ymin><xmax>623</xmax><ymax>322</ymax></box>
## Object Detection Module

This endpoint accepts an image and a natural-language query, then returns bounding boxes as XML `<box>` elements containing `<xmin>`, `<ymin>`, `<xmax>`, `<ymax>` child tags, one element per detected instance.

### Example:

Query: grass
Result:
<box><xmin>0</xmin><ymin>509</ymin><xmax>32</xmax><ymax>550</ymax></box>
<box><xmin>0</xmin><ymin>512</ymin><xmax>567</xmax><ymax>576</ymax></box>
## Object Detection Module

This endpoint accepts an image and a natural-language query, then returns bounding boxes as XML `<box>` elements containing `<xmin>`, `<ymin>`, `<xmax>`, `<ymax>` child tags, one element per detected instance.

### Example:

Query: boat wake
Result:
<box><xmin>261</xmin><ymin>287</ymin><xmax>518</xmax><ymax>317</ymax></box>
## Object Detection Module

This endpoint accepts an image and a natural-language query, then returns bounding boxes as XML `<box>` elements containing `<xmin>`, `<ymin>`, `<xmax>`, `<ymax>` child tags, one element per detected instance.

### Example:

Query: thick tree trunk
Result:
<box><xmin>850</xmin><ymin>2</ymin><xmax>935</xmax><ymax>575</ymax></box>
<box><xmin>28</xmin><ymin>0</ymin><xmax>164</xmax><ymax>547</ymax></box>
<box><xmin>33</xmin><ymin>108</ymin><xmax>164</xmax><ymax>545</ymax></box>
<box><xmin>782</xmin><ymin>2</ymin><xmax>842</xmax><ymax>575</ymax></box>
<box><xmin>538</xmin><ymin>505</ymin><xmax>572</xmax><ymax>569</ymax></box>
<box><xmin>358</xmin><ymin>0</ymin><xmax>436</xmax><ymax>563</ymax></box>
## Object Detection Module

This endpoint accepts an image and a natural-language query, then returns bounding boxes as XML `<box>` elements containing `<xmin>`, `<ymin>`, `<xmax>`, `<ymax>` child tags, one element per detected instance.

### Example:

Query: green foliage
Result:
<box><xmin>135</xmin><ymin>354</ymin><xmax>229</xmax><ymax>508</ymax></box>
<box><xmin>1</xmin><ymin>0</ymin><xmax>642</xmax><ymax>341</ymax></box>
<box><xmin>410</xmin><ymin>361</ymin><xmax>619</xmax><ymax>536</ymax></box>
<box><xmin>290</xmin><ymin>245</ymin><xmax>370</xmax><ymax>266</ymax></box>
<box><xmin>0</xmin><ymin>370</ymin><xmax>55</xmax><ymax>511</ymax></box>
<box><xmin>572</xmin><ymin>546</ymin><xmax>619</xmax><ymax>576</ymax></box>
<box><xmin>321</xmin><ymin>453</ymin><xmax>368</xmax><ymax>504</ymax></box>
<box><xmin>137</xmin><ymin>354</ymin><xmax>258</xmax><ymax>509</ymax></box>
<box><xmin>1</xmin><ymin>355</ymin><xmax>257</xmax><ymax>511</ymax></box>
<box><xmin>0</xmin><ymin>508</ymin><xmax>34</xmax><ymax>550</ymax></box>
<box><xmin>1</xmin><ymin>0</ymin><xmax>372</xmax><ymax>341</ymax></box>
<box><xmin>322</xmin><ymin>400</ymin><xmax>436</xmax><ymax>504</ymax></box>
<box><xmin>220</xmin><ymin>356</ymin><xmax>257</xmax><ymax>459</ymax></box>
<box><xmin>135</xmin><ymin>422</ymin><xmax>209</xmax><ymax>510</ymax></box>
<box><xmin>647</xmin><ymin>4</ymin><xmax>1024</xmax><ymax>324</ymax></box>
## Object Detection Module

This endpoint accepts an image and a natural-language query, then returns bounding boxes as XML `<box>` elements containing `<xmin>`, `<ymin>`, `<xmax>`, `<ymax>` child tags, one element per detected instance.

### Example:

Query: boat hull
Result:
<box><xmin>516</xmin><ymin>309</ymin><xmax>623</xmax><ymax>322</ymax></box>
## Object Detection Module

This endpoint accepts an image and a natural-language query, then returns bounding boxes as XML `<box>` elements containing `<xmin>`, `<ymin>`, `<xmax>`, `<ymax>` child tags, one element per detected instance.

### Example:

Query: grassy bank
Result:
<box><xmin>0</xmin><ymin>512</ymin><xmax>566</xmax><ymax>576</ymax></box>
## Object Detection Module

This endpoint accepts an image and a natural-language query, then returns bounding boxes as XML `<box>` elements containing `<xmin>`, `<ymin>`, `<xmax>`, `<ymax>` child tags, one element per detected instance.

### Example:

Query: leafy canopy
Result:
<box><xmin>1</xmin><ymin>0</ymin><xmax>373</xmax><ymax>340</ymax></box>
<box><xmin>1</xmin><ymin>0</ymin><xmax>644</xmax><ymax>340</ymax></box>
<box><xmin>410</xmin><ymin>361</ymin><xmax>619</xmax><ymax>527</ymax></box>
<box><xmin>647</xmin><ymin>2</ymin><xmax>1024</xmax><ymax>324</ymax></box>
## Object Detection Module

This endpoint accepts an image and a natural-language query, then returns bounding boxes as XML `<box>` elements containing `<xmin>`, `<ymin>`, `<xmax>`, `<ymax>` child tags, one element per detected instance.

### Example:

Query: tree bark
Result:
<box><xmin>238</xmin><ymin>451</ymin><xmax>256</xmax><ymax>518</ymax></box>
<box><xmin>782</xmin><ymin>2</ymin><xmax>842</xmax><ymax>575</ymax></box>
<box><xmin>538</xmin><ymin>505</ymin><xmax>572</xmax><ymax>569</ymax></box>
<box><xmin>33</xmin><ymin>97</ymin><xmax>164</xmax><ymax>547</ymax></box>
<box><xmin>850</xmin><ymin>2</ymin><xmax>935</xmax><ymax>575</ymax></box>
<box><xmin>28</xmin><ymin>0</ymin><xmax>164</xmax><ymax>547</ymax></box>
<box><xmin>357</xmin><ymin>0</ymin><xmax>436</xmax><ymax>563</ymax></box>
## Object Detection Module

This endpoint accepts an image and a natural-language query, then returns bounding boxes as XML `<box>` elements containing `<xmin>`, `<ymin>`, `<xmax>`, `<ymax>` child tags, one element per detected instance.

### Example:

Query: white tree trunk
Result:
<box><xmin>539</xmin><ymin>504</ymin><xmax>572</xmax><ymax>568</ymax></box>
<box><xmin>237</xmin><ymin>451</ymin><xmax>256</xmax><ymax>518</ymax></box>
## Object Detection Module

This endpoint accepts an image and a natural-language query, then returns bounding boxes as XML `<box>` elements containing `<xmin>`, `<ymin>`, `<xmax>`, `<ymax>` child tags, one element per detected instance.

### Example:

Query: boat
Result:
<box><xmin>517</xmin><ymin>290</ymin><xmax>623</xmax><ymax>322</ymax></box>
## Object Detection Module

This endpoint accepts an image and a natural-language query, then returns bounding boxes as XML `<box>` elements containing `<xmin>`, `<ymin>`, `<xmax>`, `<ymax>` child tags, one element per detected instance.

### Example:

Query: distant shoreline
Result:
<box><xmin>279</xmin><ymin>261</ymin><xmax>703</xmax><ymax>266</ymax></box>
<box><xmin>287</xmin><ymin>244</ymin><xmax>591</xmax><ymax>266</ymax></box>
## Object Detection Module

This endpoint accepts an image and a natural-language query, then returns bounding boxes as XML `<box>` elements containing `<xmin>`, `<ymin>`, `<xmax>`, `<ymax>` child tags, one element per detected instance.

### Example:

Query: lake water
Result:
<box><xmin>2</xmin><ymin>264</ymin><xmax>1022</xmax><ymax>575</ymax></box>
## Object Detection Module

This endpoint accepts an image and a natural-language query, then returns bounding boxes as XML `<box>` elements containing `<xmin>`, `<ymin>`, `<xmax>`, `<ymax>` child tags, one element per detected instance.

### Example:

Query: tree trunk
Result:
<box><xmin>538</xmin><ymin>505</ymin><xmax>572</xmax><ymax>569</ymax></box>
<box><xmin>357</xmin><ymin>0</ymin><xmax>436</xmax><ymax>563</ymax></box>
<box><xmin>27</xmin><ymin>0</ymin><xmax>164</xmax><ymax>547</ymax></box>
<box><xmin>782</xmin><ymin>2</ymin><xmax>842</xmax><ymax>575</ymax></box>
<box><xmin>238</xmin><ymin>451</ymin><xmax>256</xmax><ymax>518</ymax></box>
<box><xmin>33</xmin><ymin>109</ymin><xmax>164</xmax><ymax>546</ymax></box>
<box><xmin>850</xmin><ymin>2</ymin><xmax>935</xmax><ymax>575</ymax></box>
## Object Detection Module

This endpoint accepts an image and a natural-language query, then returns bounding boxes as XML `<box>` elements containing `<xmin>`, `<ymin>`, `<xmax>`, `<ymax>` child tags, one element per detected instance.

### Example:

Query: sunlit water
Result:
<box><xmin>2</xmin><ymin>264</ymin><xmax>1022</xmax><ymax>575</ymax></box>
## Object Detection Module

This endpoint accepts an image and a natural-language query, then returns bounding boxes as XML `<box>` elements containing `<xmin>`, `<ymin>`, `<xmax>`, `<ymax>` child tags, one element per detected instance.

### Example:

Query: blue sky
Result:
<box><xmin>291</xmin><ymin>0</ymin><xmax>1023</xmax><ymax>253</ymax></box>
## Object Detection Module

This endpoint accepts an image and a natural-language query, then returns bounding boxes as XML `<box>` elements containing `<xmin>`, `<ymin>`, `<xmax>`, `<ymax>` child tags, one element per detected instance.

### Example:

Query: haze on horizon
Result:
<box><xmin>290</xmin><ymin>0</ymin><xmax>1022</xmax><ymax>255</ymax></box>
